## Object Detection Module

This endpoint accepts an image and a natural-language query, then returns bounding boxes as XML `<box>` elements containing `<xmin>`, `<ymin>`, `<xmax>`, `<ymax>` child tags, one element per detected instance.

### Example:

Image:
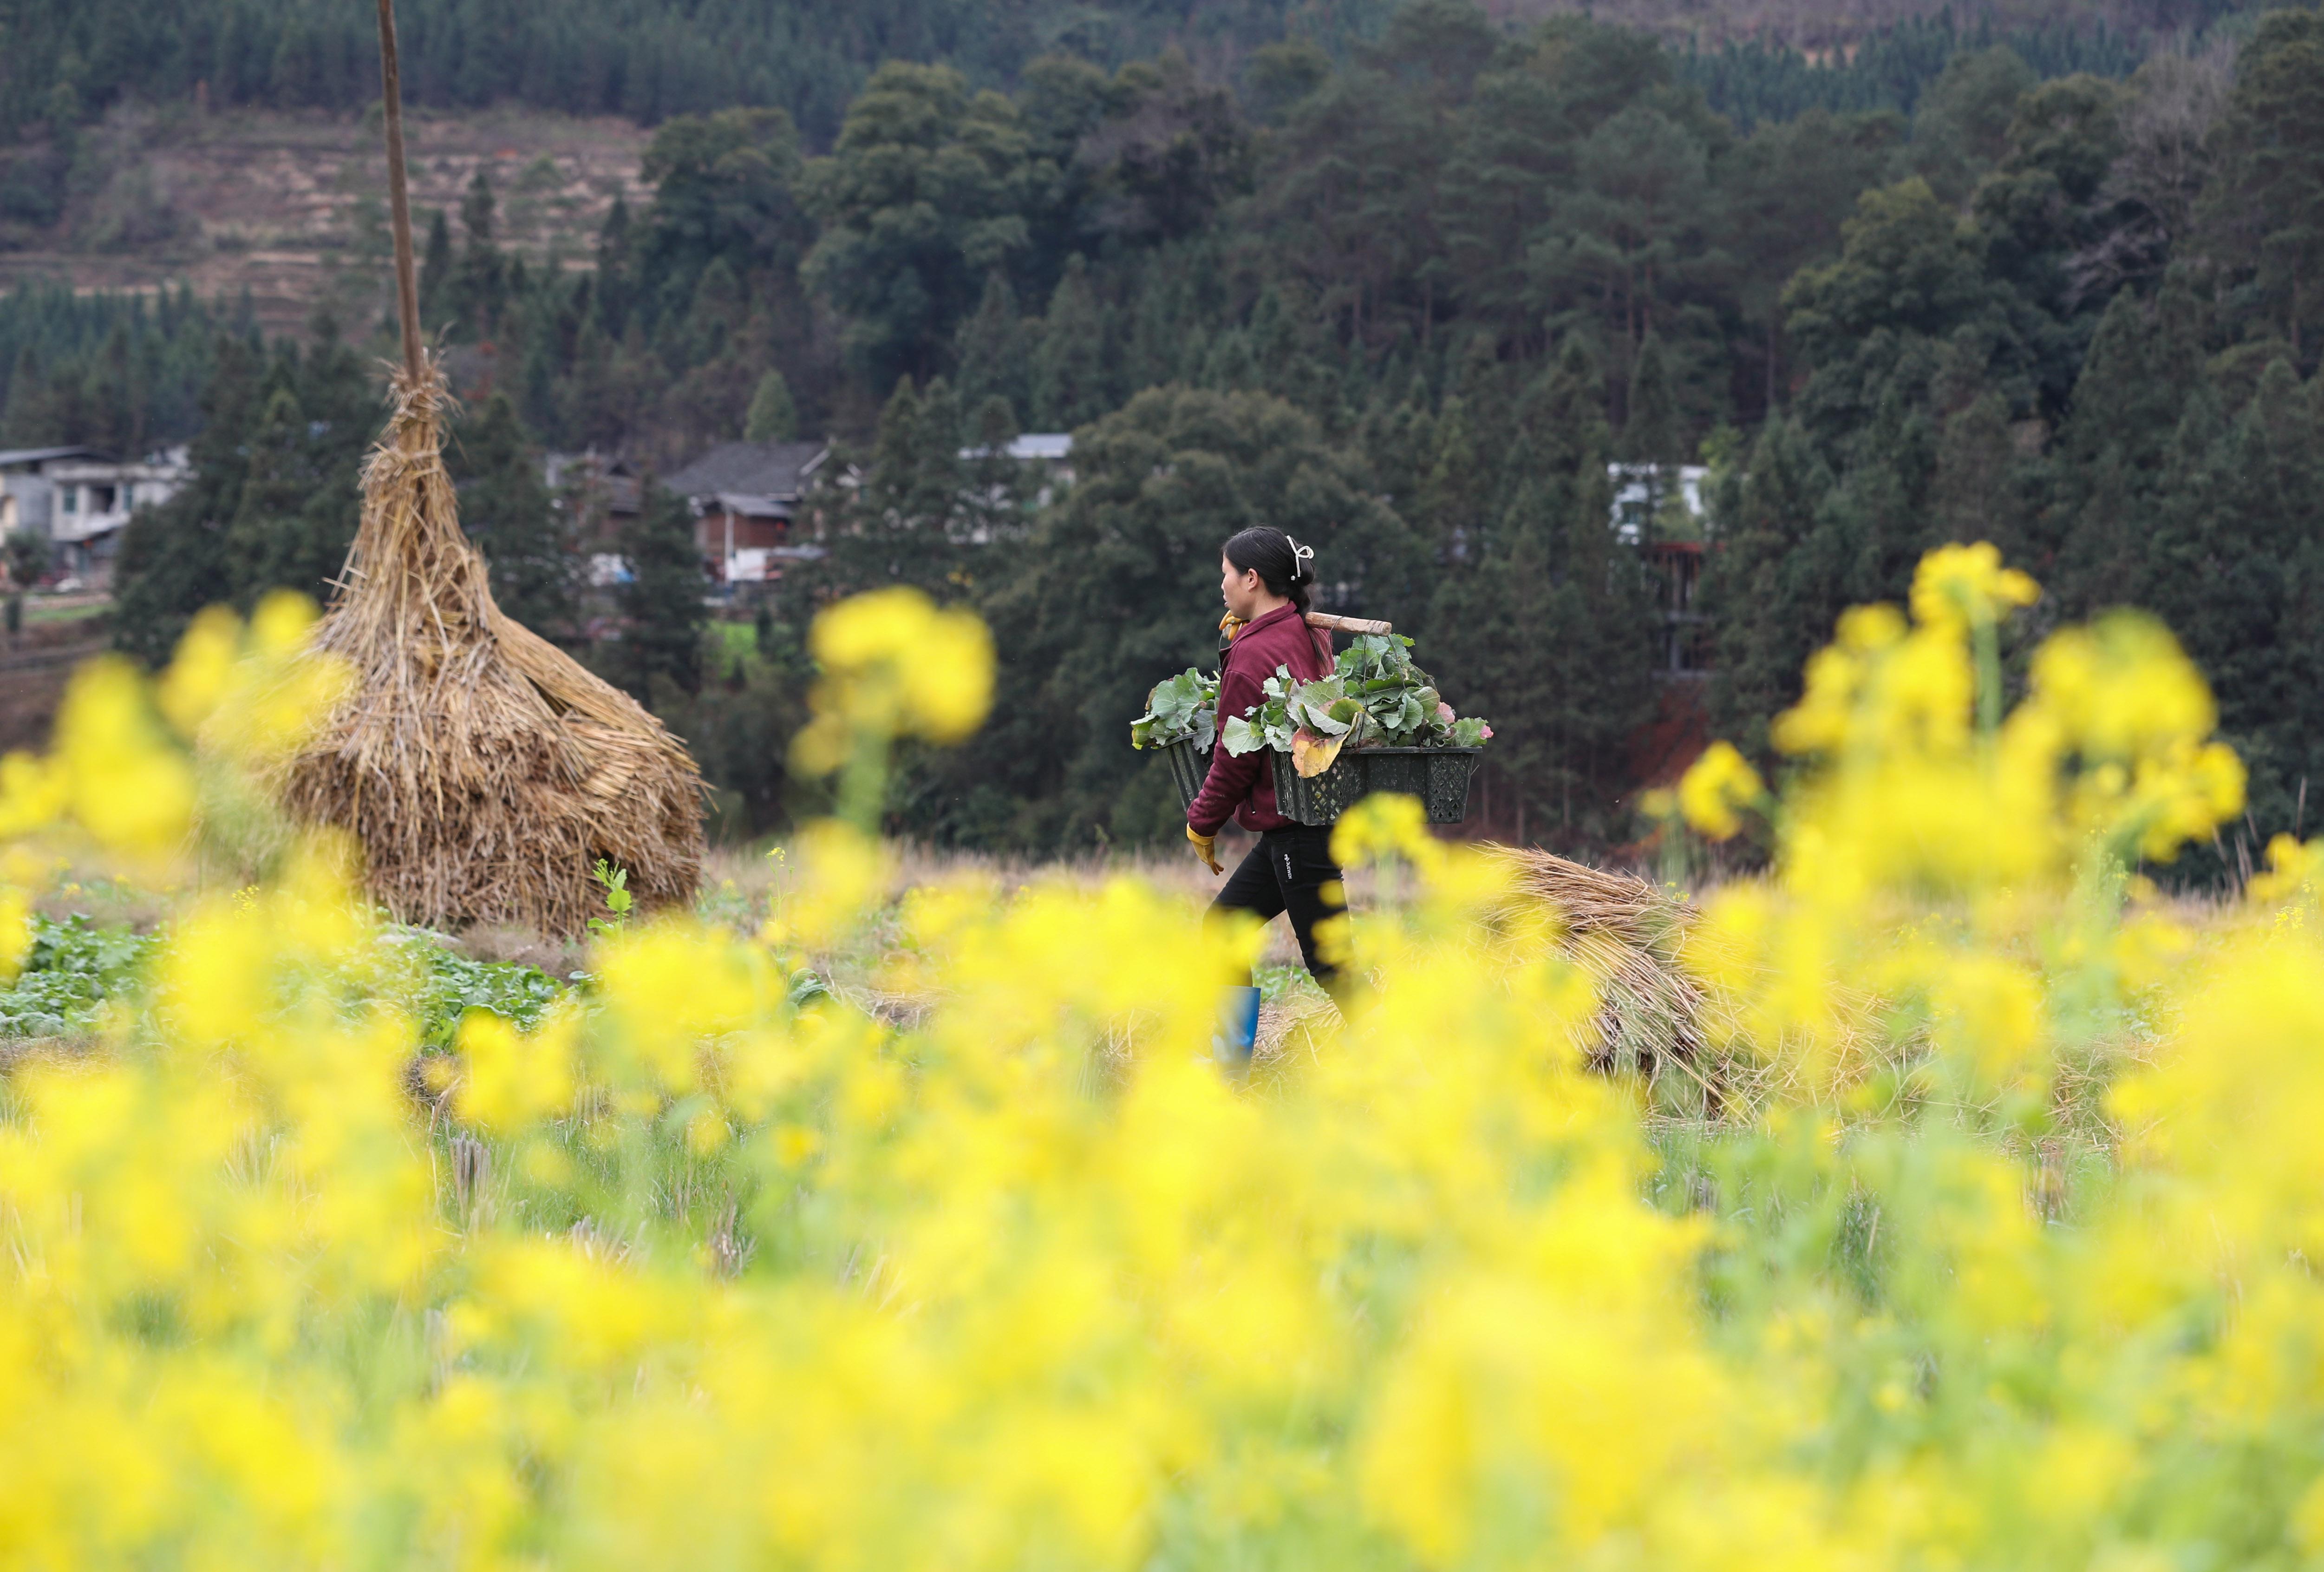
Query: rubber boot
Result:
<box><xmin>1213</xmin><ymin>985</ymin><xmax>1261</xmax><ymax>1072</ymax></box>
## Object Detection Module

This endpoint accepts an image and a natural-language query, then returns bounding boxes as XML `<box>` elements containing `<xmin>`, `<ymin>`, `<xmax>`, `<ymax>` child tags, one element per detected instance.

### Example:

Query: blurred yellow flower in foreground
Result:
<box><xmin>163</xmin><ymin>592</ymin><xmax>351</xmax><ymax>762</ymax></box>
<box><xmin>456</xmin><ymin>1008</ymin><xmax>577</xmax><ymax>1132</ymax></box>
<box><xmin>792</xmin><ymin>586</ymin><xmax>995</xmax><ymax>777</ymax></box>
<box><xmin>53</xmin><ymin>657</ymin><xmax>196</xmax><ymax>855</ymax></box>
<box><xmin>0</xmin><ymin>558</ymin><xmax>2311</xmax><ymax>1572</ymax></box>
<box><xmin>1677</xmin><ymin>740</ymin><xmax>1764</xmax><ymax>840</ymax></box>
<box><xmin>1910</xmin><ymin>539</ymin><xmax>2039</xmax><ymax>635</ymax></box>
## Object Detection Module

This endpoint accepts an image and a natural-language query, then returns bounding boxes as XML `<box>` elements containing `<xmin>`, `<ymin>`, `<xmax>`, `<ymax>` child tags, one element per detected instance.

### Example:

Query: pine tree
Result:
<box><xmin>561</xmin><ymin>316</ymin><xmax>625</xmax><ymax>451</ymax></box>
<box><xmin>456</xmin><ymin>392</ymin><xmax>578</xmax><ymax>639</ymax></box>
<box><xmin>1928</xmin><ymin>392</ymin><xmax>2027</xmax><ymax>560</ymax></box>
<box><xmin>114</xmin><ymin>335</ymin><xmax>262</xmax><ymax>664</ymax></box>
<box><xmin>911</xmin><ymin>377</ymin><xmax>967</xmax><ymax>547</ymax></box>
<box><xmin>1424</xmin><ymin>484</ymin><xmax>1531</xmax><ymax>836</ymax></box>
<box><xmin>2198</xmin><ymin>11</ymin><xmax>2324</xmax><ymax>360</ymax></box>
<box><xmin>953</xmin><ymin>271</ymin><xmax>1032</xmax><ymax>421</ymax></box>
<box><xmin>1622</xmin><ymin>328</ymin><xmax>1680</xmax><ymax>462</ymax></box>
<box><xmin>1514</xmin><ymin>495</ymin><xmax>1587</xmax><ymax>841</ymax></box>
<box><xmin>1031</xmin><ymin>255</ymin><xmax>1108</xmax><ymax>429</ymax></box>
<box><xmin>798</xmin><ymin>63</ymin><xmax>1038</xmax><ymax>388</ymax></box>
<box><xmin>1700</xmin><ymin>414</ymin><xmax>1838</xmax><ymax>764</ymax></box>
<box><xmin>104</xmin><ymin>312</ymin><xmax>361</xmax><ymax>642</ymax></box>
<box><xmin>620</xmin><ymin>479</ymin><xmax>706</xmax><ymax>699</ymax></box>
<box><xmin>828</xmin><ymin>377</ymin><xmax>967</xmax><ymax>598</ymax></box>
<box><xmin>461</xmin><ymin>167</ymin><xmax>497</xmax><ymax>243</ymax></box>
<box><xmin>222</xmin><ymin>379</ymin><xmax>314</xmax><ymax>598</ymax></box>
<box><xmin>287</xmin><ymin>308</ymin><xmax>374</xmax><ymax>590</ymax></box>
<box><xmin>1199</xmin><ymin>329</ymin><xmax>1259</xmax><ymax>391</ymax></box>
<box><xmin>418</xmin><ymin>209</ymin><xmax>455</xmax><ymax>336</ymax></box>
<box><xmin>2050</xmin><ymin>280</ymin><xmax>2206</xmax><ymax>617</ymax></box>
<box><xmin>1123</xmin><ymin>253</ymin><xmax>1203</xmax><ymax>390</ymax></box>
<box><xmin>594</xmin><ymin>196</ymin><xmax>636</xmax><ymax>336</ymax></box>
<box><xmin>0</xmin><ymin>348</ymin><xmax>58</xmax><ymax>447</ymax></box>
<box><xmin>80</xmin><ymin>324</ymin><xmax>137</xmax><ymax>455</ymax></box>
<box><xmin>452</xmin><ymin>170</ymin><xmax>510</xmax><ymax>340</ymax></box>
<box><xmin>1363</xmin><ymin>378</ymin><xmax>1438</xmax><ymax>524</ymax></box>
<box><xmin>1425</xmin><ymin>338</ymin><xmax>1652</xmax><ymax>843</ymax></box>
<box><xmin>682</xmin><ymin>257</ymin><xmax>744</xmax><ymax>367</ymax></box>
<box><xmin>633</xmin><ymin>106</ymin><xmax>809</xmax><ymax>330</ymax></box>
<box><xmin>1248</xmin><ymin>284</ymin><xmax>1327</xmax><ymax>412</ymax></box>
<box><xmin>1546</xmin><ymin>367</ymin><xmax>1658</xmax><ymax>838</ymax></box>
<box><xmin>511</xmin><ymin>289</ymin><xmax>565</xmax><ymax>440</ymax></box>
<box><xmin>1825</xmin><ymin>378</ymin><xmax>1943</xmax><ymax>609</ymax></box>
<box><xmin>194</xmin><ymin>327</ymin><xmax>372</xmax><ymax>616</ymax></box>
<box><xmin>2138</xmin><ymin>360</ymin><xmax>2324</xmax><ymax>859</ymax></box>
<box><xmin>744</xmin><ymin>370</ymin><xmax>797</xmax><ymax>441</ymax></box>
<box><xmin>962</xmin><ymin>392</ymin><xmax>1025</xmax><ymax>538</ymax></box>
<box><xmin>1419</xmin><ymin>394</ymin><xmax>1484</xmax><ymax>565</ymax></box>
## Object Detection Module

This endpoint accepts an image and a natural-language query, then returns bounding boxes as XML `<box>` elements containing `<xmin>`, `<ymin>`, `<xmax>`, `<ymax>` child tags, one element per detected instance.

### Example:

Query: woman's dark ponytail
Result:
<box><xmin>1222</xmin><ymin>526</ymin><xmax>1316</xmax><ymax>616</ymax></box>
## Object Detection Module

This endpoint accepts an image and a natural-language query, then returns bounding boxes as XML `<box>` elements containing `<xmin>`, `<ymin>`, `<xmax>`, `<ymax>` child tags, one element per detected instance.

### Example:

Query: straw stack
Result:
<box><xmin>275</xmin><ymin>357</ymin><xmax>704</xmax><ymax>936</ymax></box>
<box><xmin>1486</xmin><ymin>845</ymin><xmax>1736</xmax><ymax>1113</ymax></box>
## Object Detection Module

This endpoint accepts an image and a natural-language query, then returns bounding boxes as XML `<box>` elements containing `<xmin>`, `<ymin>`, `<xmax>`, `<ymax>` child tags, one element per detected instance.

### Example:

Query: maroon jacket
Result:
<box><xmin>1186</xmin><ymin>603</ymin><xmax>1335</xmax><ymax>835</ymax></box>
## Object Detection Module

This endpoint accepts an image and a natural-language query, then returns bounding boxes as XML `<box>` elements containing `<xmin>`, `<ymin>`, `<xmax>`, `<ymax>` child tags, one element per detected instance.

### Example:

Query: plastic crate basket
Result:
<box><xmin>1160</xmin><ymin>738</ymin><xmax>1210</xmax><ymax>809</ymax></box>
<box><xmin>1269</xmin><ymin>746</ymin><xmax>1482</xmax><ymax>827</ymax></box>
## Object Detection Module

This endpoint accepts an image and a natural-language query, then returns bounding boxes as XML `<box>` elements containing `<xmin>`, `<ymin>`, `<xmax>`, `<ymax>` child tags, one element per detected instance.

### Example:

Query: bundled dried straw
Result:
<box><xmin>1485</xmin><ymin>845</ymin><xmax>1743</xmax><ymax>1114</ymax></box>
<box><xmin>276</xmin><ymin>357</ymin><xmax>704</xmax><ymax>936</ymax></box>
<box><xmin>1490</xmin><ymin>847</ymin><xmax>1919</xmax><ymax>1124</ymax></box>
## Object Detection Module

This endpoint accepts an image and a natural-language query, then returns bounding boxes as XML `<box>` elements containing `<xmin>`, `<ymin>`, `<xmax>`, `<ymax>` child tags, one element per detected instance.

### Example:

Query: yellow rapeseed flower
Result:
<box><xmin>456</xmin><ymin>1007</ymin><xmax>578</xmax><ymax>1132</ymax></box>
<box><xmin>1678</xmin><ymin>740</ymin><xmax>1764</xmax><ymax>839</ymax></box>
<box><xmin>800</xmin><ymin>585</ymin><xmax>996</xmax><ymax>758</ymax></box>
<box><xmin>0</xmin><ymin>544</ymin><xmax>2317</xmax><ymax>1572</ymax></box>
<box><xmin>1910</xmin><ymin>540</ymin><xmax>2039</xmax><ymax>635</ymax></box>
<box><xmin>56</xmin><ymin>658</ymin><xmax>196</xmax><ymax>855</ymax></box>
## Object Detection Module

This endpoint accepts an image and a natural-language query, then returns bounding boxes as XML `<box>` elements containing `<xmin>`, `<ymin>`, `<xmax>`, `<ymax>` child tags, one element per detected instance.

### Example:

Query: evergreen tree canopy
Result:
<box><xmin>619</xmin><ymin>481</ymin><xmax>707</xmax><ymax>701</ymax></box>
<box><xmin>27</xmin><ymin>0</ymin><xmax>2324</xmax><ymax>858</ymax></box>
<box><xmin>634</xmin><ymin>108</ymin><xmax>810</xmax><ymax>328</ymax></box>
<box><xmin>744</xmin><ymin>371</ymin><xmax>798</xmax><ymax>442</ymax></box>
<box><xmin>931</xmin><ymin>384</ymin><xmax>1421</xmax><ymax>847</ymax></box>
<box><xmin>113</xmin><ymin>323</ymin><xmax>375</xmax><ymax>663</ymax></box>
<box><xmin>799</xmin><ymin>64</ymin><xmax>1039</xmax><ymax>391</ymax></box>
<box><xmin>2199</xmin><ymin>9</ymin><xmax>2324</xmax><ymax>359</ymax></box>
<box><xmin>453</xmin><ymin>391</ymin><xmax>577</xmax><ymax>640</ymax></box>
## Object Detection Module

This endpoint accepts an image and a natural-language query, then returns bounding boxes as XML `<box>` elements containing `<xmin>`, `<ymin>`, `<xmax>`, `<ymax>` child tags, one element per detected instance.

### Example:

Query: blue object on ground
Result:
<box><xmin>1214</xmin><ymin>985</ymin><xmax>1261</xmax><ymax>1068</ymax></box>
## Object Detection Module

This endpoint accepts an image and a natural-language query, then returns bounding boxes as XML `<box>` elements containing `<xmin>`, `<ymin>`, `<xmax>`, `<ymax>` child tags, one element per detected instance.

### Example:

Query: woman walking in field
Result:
<box><xmin>1184</xmin><ymin>526</ymin><xmax>1349</xmax><ymax>1001</ymax></box>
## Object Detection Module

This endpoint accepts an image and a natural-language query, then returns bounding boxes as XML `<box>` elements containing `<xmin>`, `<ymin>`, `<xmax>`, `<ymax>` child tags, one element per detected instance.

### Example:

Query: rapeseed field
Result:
<box><xmin>0</xmin><ymin>547</ymin><xmax>2316</xmax><ymax>1570</ymax></box>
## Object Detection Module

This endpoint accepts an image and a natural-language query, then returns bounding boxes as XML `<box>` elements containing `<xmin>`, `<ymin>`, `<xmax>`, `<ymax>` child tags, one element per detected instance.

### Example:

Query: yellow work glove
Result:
<box><xmin>1187</xmin><ymin>826</ymin><xmax>1223</xmax><ymax>876</ymax></box>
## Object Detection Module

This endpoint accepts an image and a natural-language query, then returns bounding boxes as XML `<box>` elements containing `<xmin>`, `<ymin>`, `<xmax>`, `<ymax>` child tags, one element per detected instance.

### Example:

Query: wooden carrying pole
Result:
<box><xmin>1307</xmin><ymin>611</ymin><xmax>1393</xmax><ymax>636</ymax></box>
<box><xmin>375</xmin><ymin>0</ymin><xmax>423</xmax><ymax>382</ymax></box>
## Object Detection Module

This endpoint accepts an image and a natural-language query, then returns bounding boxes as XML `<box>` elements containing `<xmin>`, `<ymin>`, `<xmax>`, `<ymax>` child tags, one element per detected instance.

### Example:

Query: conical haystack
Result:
<box><xmin>277</xmin><ymin>356</ymin><xmax>704</xmax><ymax>936</ymax></box>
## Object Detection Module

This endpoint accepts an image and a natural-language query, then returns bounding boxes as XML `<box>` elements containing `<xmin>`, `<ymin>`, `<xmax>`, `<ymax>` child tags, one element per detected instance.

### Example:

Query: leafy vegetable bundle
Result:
<box><xmin>1130</xmin><ymin>668</ymin><xmax>1221</xmax><ymax>752</ymax></box>
<box><xmin>1222</xmin><ymin>634</ymin><xmax>1490</xmax><ymax>775</ymax></box>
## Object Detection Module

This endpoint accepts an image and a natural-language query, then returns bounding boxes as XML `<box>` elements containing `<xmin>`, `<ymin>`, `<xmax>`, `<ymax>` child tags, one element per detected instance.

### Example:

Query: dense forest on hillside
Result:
<box><xmin>10</xmin><ymin>0</ymin><xmax>2323</xmax><ymax>872</ymax></box>
<box><xmin>0</xmin><ymin>0</ymin><xmax>2260</xmax><ymax>145</ymax></box>
<box><xmin>5</xmin><ymin>0</ymin><xmax>1390</xmax><ymax>146</ymax></box>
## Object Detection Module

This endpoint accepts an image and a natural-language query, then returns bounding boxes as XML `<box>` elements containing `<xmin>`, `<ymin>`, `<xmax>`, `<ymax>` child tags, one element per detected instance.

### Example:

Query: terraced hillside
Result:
<box><xmin>0</xmin><ymin>105</ymin><xmax>649</xmax><ymax>339</ymax></box>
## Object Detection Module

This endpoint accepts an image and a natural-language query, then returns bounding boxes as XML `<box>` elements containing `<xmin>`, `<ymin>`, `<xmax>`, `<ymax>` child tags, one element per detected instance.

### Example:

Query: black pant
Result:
<box><xmin>1210</xmin><ymin>825</ymin><xmax>1348</xmax><ymax>992</ymax></box>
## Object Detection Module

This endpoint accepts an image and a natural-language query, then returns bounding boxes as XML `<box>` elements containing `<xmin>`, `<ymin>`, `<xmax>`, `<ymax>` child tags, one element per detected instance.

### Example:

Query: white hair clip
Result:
<box><xmin>1286</xmin><ymin>535</ymin><xmax>1315</xmax><ymax>580</ymax></box>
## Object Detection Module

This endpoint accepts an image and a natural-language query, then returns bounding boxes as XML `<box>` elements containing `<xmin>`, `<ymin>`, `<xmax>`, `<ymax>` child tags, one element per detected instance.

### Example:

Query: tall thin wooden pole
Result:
<box><xmin>375</xmin><ymin>0</ymin><xmax>423</xmax><ymax>383</ymax></box>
